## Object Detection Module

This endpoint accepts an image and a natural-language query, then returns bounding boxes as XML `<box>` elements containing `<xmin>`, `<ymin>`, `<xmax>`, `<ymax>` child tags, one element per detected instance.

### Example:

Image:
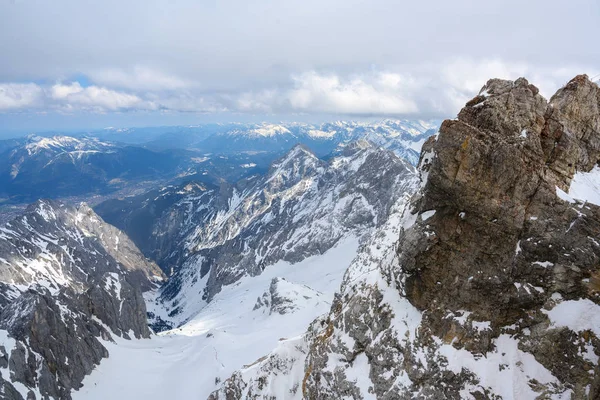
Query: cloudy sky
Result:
<box><xmin>1</xmin><ymin>0</ymin><xmax>598</xmax><ymax>131</ymax></box>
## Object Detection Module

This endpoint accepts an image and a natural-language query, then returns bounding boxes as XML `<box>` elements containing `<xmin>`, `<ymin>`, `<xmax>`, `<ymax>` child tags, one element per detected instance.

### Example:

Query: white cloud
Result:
<box><xmin>440</xmin><ymin>58</ymin><xmax>587</xmax><ymax>100</ymax></box>
<box><xmin>230</xmin><ymin>59</ymin><xmax>587</xmax><ymax>117</ymax></box>
<box><xmin>286</xmin><ymin>71</ymin><xmax>419</xmax><ymax>115</ymax></box>
<box><xmin>441</xmin><ymin>59</ymin><xmax>528</xmax><ymax>94</ymax></box>
<box><xmin>233</xmin><ymin>89</ymin><xmax>281</xmax><ymax>113</ymax></box>
<box><xmin>50</xmin><ymin>82</ymin><xmax>83</xmax><ymax>99</ymax></box>
<box><xmin>2</xmin><ymin>0</ymin><xmax>597</xmax><ymax>93</ymax></box>
<box><xmin>88</xmin><ymin>66</ymin><xmax>192</xmax><ymax>91</ymax></box>
<box><xmin>50</xmin><ymin>82</ymin><xmax>145</xmax><ymax>111</ymax></box>
<box><xmin>152</xmin><ymin>92</ymin><xmax>226</xmax><ymax>113</ymax></box>
<box><xmin>0</xmin><ymin>83</ymin><xmax>43</xmax><ymax>110</ymax></box>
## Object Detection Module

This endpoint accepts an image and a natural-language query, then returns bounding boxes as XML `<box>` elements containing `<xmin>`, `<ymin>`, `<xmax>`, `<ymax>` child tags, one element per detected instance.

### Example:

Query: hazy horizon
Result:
<box><xmin>0</xmin><ymin>115</ymin><xmax>443</xmax><ymax>139</ymax></box>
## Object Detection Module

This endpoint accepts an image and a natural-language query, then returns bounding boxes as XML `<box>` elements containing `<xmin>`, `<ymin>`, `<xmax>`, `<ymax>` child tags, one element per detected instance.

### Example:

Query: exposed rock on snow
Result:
<box><xmin>253</xmin><ymin>277</ymin><xmax>326</xmax><ymax>315</ymax></box>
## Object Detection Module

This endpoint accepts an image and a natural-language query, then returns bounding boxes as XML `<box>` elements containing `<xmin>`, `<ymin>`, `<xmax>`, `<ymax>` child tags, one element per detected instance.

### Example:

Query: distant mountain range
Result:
<box><xmin>0</xmin><ymin>135</ymin><xmax>187</xmax><ymax>203</ymax></box>
<box><xmin>95</xmin><ymin>120</ymin><xmax>438</xmax><ymax>164</ymax></box>
<box><xmin>0</xmin><ymin>120</ymin><xmax>437</xmax><ymax>205</ymax></box>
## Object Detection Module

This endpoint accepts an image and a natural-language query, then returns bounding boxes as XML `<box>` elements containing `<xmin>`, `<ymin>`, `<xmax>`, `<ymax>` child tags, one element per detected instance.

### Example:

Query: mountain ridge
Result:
<box><xmin>0</xmin><ymin>199</ymin><xmax>164</xmax><ymax>399</ymax></box>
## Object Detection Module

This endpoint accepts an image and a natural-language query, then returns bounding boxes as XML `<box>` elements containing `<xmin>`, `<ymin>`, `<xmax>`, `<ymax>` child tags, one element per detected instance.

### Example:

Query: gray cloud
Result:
<box><xmin>0</xmin><ymin>0</ymin><xmax>598</xmax><ymax>123</ymax></box>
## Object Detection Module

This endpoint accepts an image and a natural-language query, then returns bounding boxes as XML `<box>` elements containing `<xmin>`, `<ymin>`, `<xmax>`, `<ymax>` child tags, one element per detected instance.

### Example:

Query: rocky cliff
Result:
<box><xmin>0</xmin><ymin>200</ymin><xmax>164</xmax><ymax>399</ymax></box>
<box><xmin>210</xmin><ymin>75</ymin><xmax>600</xmax><ymax>399</ymax></box>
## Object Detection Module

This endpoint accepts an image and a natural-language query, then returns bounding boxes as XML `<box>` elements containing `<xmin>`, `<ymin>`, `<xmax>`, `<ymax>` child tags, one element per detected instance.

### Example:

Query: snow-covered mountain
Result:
<box><xmin>0</xmin><ymin>135</ymin><xmax>189</xmax><ymax>203</ymax></box>
<box><xmin>22</xmin><ymin>135</ymin><xmax>114</xmax><ymax>156</ymax></box>
<box><xmin>210</xmin><ymin>75</ymin><xmax>600</xmax><ymax>399</ymax></box>
<box><xmin>97</xmin><ymin>141</ymin><xmax>419</xmax><ymax>328</ymax></box>
<box><xmin>0</xmin><ymin>200</ymin><xmax>164</xmax><ymax>399</ymax></box>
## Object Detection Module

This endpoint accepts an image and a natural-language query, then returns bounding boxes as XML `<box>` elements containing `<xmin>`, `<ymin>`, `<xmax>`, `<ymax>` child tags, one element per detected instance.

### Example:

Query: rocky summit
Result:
<box><xmin>210</xmin><ymin>75</ymin><xmax>600</xmax><ymax>399</ymax></box>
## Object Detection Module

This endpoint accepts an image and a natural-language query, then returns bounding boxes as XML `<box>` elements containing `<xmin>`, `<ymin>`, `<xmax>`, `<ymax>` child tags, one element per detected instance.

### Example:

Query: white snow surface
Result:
<box><xmin>543</xmin><ymin>298</ymin><xmax>600</xmax><ymax>336</ymax></box>
<box><xmin>569</xmin><ymin>165</ymin><xmax>600</xmax><ymax>206</ymax></box>
<box><xmin>73</xmin><ymin>237</ymin><xmax>360</xmax><ymax>400</ymax></box>
<box><xmin>556</xmin><ymin>186</ymin><xmax>576</xmax><ymax>203</ymax></box>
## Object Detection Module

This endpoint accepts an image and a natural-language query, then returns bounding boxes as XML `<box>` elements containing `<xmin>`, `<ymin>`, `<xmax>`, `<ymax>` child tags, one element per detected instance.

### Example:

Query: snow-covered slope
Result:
<box><xmin>568</xmin><ymin>165</ymin><xmax>600</xmax><ymax>206</ymax></box>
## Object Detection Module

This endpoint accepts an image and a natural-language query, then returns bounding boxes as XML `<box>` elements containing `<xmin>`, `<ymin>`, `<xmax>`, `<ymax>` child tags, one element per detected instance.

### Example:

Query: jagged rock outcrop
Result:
<box><xmin>211</xmin><ymin>75</ymin><xmax>600</xmax><ymax>399</ymax></box>
<box><xmin>401</xmin><ymin>75</ymin><xmax>600</xmax><ymax>326</ymax></box>
<box><xmin>0</xmin><ymin>200</ymin><xmax>165</xmax><ymax>399</ymax></box>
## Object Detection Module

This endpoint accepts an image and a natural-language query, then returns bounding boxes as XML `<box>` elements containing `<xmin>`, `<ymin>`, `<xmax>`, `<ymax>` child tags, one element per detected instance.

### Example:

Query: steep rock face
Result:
<box><xmin>211</xmin><ymin>75</ymin><xmax>600</xmax><ymax>399</ymax></box>
<box><xmin>0</xmin><ymin>200</ymin><xmax>164</xmax><ymax>399</ymax></box>
<box><xmin>0</xmin><ymin>288</ymin><xmax>111</xmax><ymax>400</ymax></box>
<box><xmin>147</xmin><ymin>142</ymin><xmax>418</xmax><ymax>328</ymax></box>
<box><xmin>401</xmin><ymin>75</ymin><xmax>600</xmax><ymax>325</ymax></box>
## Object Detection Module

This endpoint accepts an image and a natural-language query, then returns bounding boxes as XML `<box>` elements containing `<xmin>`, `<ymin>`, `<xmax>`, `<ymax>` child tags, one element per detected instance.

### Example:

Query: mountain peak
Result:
<box><xmin>24</xmin><ymin>198</ymin><xmax>62</xmax><ymax>222</ymax></box>
<box><xmin>227</xmin><ymin>123</ymin><xmax>293</xmax><ymax>137</ymax></box>
<box><xmin>23</xmin><ymin>135</ymin><xmax>112</xmax><ymax>155</ymax></box>
<box><xmin>340</xmin><ymin>138</ymin><xmax>375</xmax><ymax>155</ymax></box>
<box><xmin>269</xmin><ymin>144</ymin><xmax>319</xmax><ymax>170</ymax></box>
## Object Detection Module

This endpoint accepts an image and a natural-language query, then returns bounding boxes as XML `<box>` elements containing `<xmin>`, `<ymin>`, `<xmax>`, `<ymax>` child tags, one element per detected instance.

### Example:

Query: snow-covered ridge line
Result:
<box><xmin>23</xmin><ymin>135</ymin><xmax>114</xmax><ymax>155</ymax></box>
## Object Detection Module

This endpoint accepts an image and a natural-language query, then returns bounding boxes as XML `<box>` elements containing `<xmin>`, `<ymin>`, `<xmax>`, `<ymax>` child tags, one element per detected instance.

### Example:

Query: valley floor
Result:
<box><xmin>72</xmin><ymin>237</ymin><xmax>360</xmax><ymax>400</ymax></box>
